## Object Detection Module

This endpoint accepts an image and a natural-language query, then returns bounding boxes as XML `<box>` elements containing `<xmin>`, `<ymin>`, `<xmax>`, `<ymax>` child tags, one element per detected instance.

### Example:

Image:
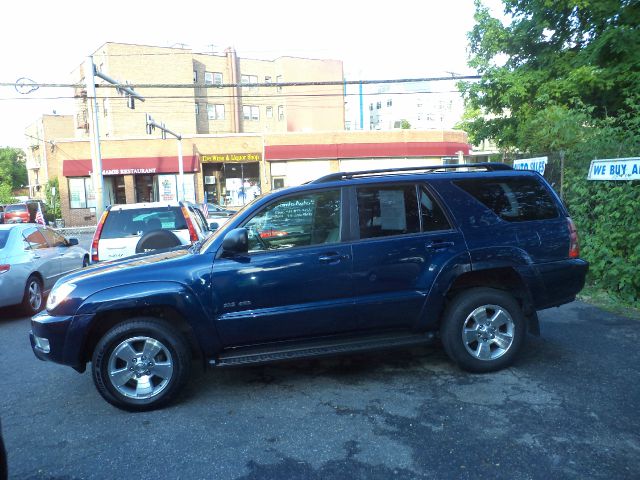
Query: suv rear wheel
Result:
<box><xmin>91</xmin><ymin>318</ymin><xmax>191</xmax><ymax>411</ymax></box>
<box><xmin>440</xmin><ymin>288</ymin><xmax>526</xmax><ymax>373</ymax></box>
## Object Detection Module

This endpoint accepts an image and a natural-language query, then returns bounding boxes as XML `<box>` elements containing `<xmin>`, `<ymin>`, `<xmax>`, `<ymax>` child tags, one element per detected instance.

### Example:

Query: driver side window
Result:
<box><xmin>243</xmin><ymin>189</ymin><xmax>341</xmax><ymax>252</ymax></box>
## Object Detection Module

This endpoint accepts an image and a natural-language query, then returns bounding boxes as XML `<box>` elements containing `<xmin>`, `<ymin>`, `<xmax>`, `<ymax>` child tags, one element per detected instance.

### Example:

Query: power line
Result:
<box><xmin>0</xmin><ymin>75</ymin><xmax>479</xmax><ymax>91</ymax></box>
<box><xmin>0</xmin><ymin>89</ymin><xmax>465</xmax><ymax>102</ymax></box>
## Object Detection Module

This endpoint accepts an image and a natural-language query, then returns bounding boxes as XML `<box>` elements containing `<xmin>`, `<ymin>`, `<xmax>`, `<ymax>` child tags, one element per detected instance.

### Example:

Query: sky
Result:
<box><xmin>0</xmin><ymin>0</ymin><xmax>505</xmax><ymax>148</ymax></box>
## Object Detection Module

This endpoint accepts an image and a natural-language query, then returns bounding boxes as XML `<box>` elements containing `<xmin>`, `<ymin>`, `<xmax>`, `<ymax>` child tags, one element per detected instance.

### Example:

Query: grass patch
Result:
<box><xmin>577</xmin><ymin>285</ymin><xmax>640</xmax><ymax>320</ymax></box>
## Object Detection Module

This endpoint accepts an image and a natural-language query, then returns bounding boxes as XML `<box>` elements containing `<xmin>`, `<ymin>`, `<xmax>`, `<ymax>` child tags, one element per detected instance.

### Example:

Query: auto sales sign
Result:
<box><xmin>588</xmin><ymin>157</ymin><xmax>640</xmax><ymax>181</ymax></box>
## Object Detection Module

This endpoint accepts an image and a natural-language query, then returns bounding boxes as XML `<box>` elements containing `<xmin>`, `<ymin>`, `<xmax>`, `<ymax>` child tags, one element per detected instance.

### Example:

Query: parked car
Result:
<box><xmin>204</xmin><ymin>203</ymin><xmax>236</xmax><ymax>230</ymax></box>
<box><xmin>90</xmin><ymin>201</ymin><xmax>212</xmax><ymax>262</ymax></box>
<box><xmin>30</xmin><ymin>163</ymin><xmax>588</xmax><ymax>411</ymax></box>
<box><xmin>0</xmin><ymin>224</ymin><xmax>89</xmax><ymax>314</ymax></box>
<box><xmin>3</xmin><ymin>201</ymin><xmax>47</xmax><ymax>224</ymax></box>
<box><xmin>0</xmin><ymin>206</ymin><xmax>4</xmax><ymax>224</ymax></box>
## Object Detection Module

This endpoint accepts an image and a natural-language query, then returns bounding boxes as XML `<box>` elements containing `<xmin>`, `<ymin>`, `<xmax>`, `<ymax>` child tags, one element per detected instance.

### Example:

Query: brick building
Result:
<box><xmin>72</xmin><ymin>42</ymin><xmax>345</xmax><ymax>139</ymax></box>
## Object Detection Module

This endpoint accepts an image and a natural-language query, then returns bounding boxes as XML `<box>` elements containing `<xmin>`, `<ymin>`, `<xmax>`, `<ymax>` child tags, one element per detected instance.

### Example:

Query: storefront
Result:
<box><xmin>201</xmin><ymin>153</ymin><xmax>262</xmax><ymax>207</ymax></box>
<box><xmin>61</xmin><ymin>156</ymin><xmax>200</xmax><ymax>226</ymax></box>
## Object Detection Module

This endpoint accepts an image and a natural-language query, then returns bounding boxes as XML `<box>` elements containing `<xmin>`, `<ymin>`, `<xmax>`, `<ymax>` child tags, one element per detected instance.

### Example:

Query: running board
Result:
<box><xmin>212</xmin><ymin>332</ymin><xmax>437</xmax><ymax>367</ymax></box>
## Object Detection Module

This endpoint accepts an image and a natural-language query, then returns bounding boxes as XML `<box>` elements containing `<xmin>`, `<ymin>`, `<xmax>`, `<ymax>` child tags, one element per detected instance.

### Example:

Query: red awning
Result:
<box><xmin>63</xmin><ymin>156</ymin><xmax>199</xmax><ymax>177</ymax></box>
<box><xmin>265</xmin><ymin>142</ymin><xmax>470</xmax><ymax>161</ymax></box>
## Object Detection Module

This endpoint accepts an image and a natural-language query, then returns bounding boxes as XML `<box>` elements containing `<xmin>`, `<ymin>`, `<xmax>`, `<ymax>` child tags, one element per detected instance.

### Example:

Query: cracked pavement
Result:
<box><xmin>0</xmin><ymin>301</ymin><xmax>638</xmax><ymax>479</ymax></box>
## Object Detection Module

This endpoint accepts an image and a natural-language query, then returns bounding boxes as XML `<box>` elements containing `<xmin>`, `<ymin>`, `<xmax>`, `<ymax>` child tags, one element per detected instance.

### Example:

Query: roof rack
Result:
<box><xmin>310</xmin><ymin>162</ymin><xmax>512</xmax><ymax>184</ymax></box>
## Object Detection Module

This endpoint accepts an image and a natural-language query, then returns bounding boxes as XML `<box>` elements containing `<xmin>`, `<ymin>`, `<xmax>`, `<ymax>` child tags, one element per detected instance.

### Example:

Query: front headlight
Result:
<box><xmin>46</xmin><ymin>283</ymin><xmax>77</xmax><ymax>311</ymax></box>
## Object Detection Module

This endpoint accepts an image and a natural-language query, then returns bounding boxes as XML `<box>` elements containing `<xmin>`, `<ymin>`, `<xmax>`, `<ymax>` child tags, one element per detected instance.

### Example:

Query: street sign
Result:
<box><xmin>513</xmin><ymin>156</ymin><xmax>547</xmax><ymax>175</ymax></box>
<box><xmin>588</xmin><ymin>157</ymin><xmax>640</xmax><ymax>181</ymax></box>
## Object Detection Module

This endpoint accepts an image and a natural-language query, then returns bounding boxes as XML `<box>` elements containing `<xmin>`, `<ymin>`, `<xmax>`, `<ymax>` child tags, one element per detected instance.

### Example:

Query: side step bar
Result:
<box><xmin>212</xmin><ymin>331</ymin><xmax>437</xmax><ymax>367</ymax></box>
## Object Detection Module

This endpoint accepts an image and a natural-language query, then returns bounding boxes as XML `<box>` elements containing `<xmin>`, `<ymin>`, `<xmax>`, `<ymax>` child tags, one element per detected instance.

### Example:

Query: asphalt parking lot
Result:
<box><xmin>0</xmin><ymin>301</ymin><xmax>638</xmax><ymax>480</ymax></box>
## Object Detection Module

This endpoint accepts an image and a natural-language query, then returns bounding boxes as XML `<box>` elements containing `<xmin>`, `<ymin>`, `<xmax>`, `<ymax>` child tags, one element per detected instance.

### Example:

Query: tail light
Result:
<box><xmin>567</xmin><ymin>217</ymin><xmax>580</xmax><ymax>259</ymax></box>
<box><xmin>181</xmin><ymin>206</ymin><xmax>199</xmax><ymax>243</ymax></box>
<box><xmin>91</xmin><ymin>210</ymin><xmax>109</xmax><ymax>262</ymax></box>
<box><xmin>0</xmin><ymin>264</ymin><xmax>10</xmax><ymax>274</ymax></box>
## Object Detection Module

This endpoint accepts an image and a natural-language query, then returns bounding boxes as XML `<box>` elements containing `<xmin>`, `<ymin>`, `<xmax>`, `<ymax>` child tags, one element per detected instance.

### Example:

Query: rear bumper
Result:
<box><xmin>534</xmin><ymin>258</ymin><xmax>589</xmax><ymax>309</ymax></box>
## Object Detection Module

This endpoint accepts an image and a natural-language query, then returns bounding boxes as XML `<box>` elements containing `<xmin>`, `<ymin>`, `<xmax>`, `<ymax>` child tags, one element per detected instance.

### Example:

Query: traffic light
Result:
<box><xmin>145</xmin><ymin>114</ymin><xmax>155</xmax><ymax>135</ymax></box>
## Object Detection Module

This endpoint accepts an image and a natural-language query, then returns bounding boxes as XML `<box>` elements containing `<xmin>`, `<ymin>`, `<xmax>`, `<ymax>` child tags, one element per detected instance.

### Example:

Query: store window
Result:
<box><xmin>68</xmin><ymin>177</ymin><xmax>97</xmax><ymax>209</ymax></box>
<box><xmin>103</xmin><ymin>176</ymin><xmax>126</xmax><ymax>205</ymax></box>
<box><xmin>135</xmin><ymin>175</ymin><xmax>156</xmax><ymax>203</ymax></box>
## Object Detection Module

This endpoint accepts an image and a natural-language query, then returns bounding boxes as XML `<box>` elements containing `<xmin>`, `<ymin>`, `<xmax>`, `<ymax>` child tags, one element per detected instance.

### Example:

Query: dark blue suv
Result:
<box><xmin>30</xmin><ymin>163</ymin><xmax>588</xmax><ymax>410</ymax></box>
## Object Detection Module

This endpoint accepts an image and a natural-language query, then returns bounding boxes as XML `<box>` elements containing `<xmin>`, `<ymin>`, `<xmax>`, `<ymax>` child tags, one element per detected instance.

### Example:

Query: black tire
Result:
<box><xmin>82</xmin><ymin>256</ymin><xmax>90</xmax><ymax>268</ymax></box>
<box><xmin>21</xmin><ymin>274</ymin><xmax>43</xmax><ymax>316</ymax></box>
<box><xmin>135</xmin><ymin>230</ymin><xmax>182</xmax><ymax>254</ymax></box>
<box><xmin>440</xmin><ymin>287</ymin><xmax>526</xmax><ymax>373</ymax></box>
<box><xmin>91</xmin><ymin>318</ymin><xmax>191</xmax><ymax>411</ymax></box>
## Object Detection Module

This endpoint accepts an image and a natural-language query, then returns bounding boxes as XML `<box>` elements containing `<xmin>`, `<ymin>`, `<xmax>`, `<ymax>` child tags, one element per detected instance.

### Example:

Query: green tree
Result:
<box><xmin>400</xmin><ymin>119</ymin><xmax>411</xmax><ymax>129</ymax></box>
<box><xmin>44</xmin><ymin>178</ymin><xmax>61</xmax><ymax>222</ymax></box>
<box><xmin>460</xmin><ymin>0</ymin><xmax>640</xmax><ymax>147</ymax></box>
<box><xmin>0</xmin><ymin>147</ymin><xmax>28</xmax><ymax>190</ymax></box>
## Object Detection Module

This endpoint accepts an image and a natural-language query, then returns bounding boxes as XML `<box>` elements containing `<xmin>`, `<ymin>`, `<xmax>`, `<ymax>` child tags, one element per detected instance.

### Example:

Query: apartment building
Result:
<box><xmin>72</xmin><ymin>42</ymin><xmax>345</xmax><ymax>140</ymax></box>
<box><xmin>24</xmin><ymin>114</ymin><xmax>75</xmax><ymax>199</ymax></box>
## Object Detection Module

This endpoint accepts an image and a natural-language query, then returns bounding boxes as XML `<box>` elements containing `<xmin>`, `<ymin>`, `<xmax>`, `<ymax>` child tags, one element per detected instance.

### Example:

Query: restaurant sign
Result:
<box><xmin>201</xmin><ymin>153</ymin><xmax>262</xmax><ymax>163</ymax></box>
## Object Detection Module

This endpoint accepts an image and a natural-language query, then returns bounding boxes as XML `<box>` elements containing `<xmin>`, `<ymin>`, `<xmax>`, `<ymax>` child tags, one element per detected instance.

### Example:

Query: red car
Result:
<box><xmin>3</xmin><ymin>202</ymin><xmax>46</xmax><ymax>224</ymax></box>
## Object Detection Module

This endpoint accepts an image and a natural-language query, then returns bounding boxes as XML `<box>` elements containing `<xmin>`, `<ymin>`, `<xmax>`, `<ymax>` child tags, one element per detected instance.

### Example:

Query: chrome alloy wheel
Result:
<box><xmin>107</xmin><ymin>336</ymin><xmax>174</xmax><ymax>399</ymax></box>
<box><xmin>28</xmin><ymin>280</ymin><xmax>42</xmax><ymax>311</ymax></box>
<box><xmin>462</xmin><ymin>304</ymin><xmax>515</xmax><ymax>361</ymax></box>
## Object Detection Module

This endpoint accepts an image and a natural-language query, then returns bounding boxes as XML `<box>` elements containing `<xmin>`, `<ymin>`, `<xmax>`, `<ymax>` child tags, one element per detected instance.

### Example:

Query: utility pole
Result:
<box><xmin>145</xmin><ymin>115</ymin><xmax>185</xmax><ymax>202</ymax></box>
<box><xmin>85</xmin><ymin>57</ymin><xmax>145</xmax><ymax>219</ymax></box>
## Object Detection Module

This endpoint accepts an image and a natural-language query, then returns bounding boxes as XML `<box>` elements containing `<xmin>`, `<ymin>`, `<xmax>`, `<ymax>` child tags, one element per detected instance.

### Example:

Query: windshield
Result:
<box><xmin>5</xmin><ymin>204</ymin><xmax>26</xmax><ymax>213</ymax></box>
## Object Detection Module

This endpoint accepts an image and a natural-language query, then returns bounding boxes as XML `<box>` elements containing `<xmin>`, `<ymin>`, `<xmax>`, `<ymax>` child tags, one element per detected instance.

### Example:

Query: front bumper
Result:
<box><xmin>30</xmin><ymin>310</ymin><xmax>85</xmax><ymax>370</ymax></box>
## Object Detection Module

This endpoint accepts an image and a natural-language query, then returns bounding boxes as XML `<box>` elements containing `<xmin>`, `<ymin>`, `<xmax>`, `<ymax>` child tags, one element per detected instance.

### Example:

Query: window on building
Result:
<box><xmin>369</xmin><ymin>104</ymin><xmax>373</xmax><ymax>111</ymax></box>
<box><xmin>205</xmin><ymin>72</ymin><xmax>223</xmax><ymax>85</ymax></box>
<box><xmin>193</xmin><ymin>70</ymin><xmax>198</xmax><ymax>83</ymax></box>
<box><xmin>241</xmin><ymin>75</ymin><xmax>258</xmax><ymax>90</ymax></box>
<box><xmin>276</xmin><ymin>75</ymin><xmax>283</xmax><ymax>92</ymax></box>
<box><xmin>376</xmin><ymin>102</ymin><xmax>381</xmax><ymax>109</ymax></box>
<box><xmin>278</xmin><ymin>105</ymin><xmax>284</xmax><ymax>121</ymax></box>
<box><xmin>195</xmin><ymin>103</ymin><xmax>199</xmax><ymax>115</ymax></box>
<box><xmin>68</xmin><ymin>177</ymin><xmax>97</xmax><ymax>209</ymax></box>
<box><xmin>387</xmin><ymin>99</ymin><xmax>393</xmax><ymax>107</ymax></box>
<box><xmin>265</xmin><ymin>76</ymin><xmax>272</xmax><ymax>83</ymax></box>
<box><xmin>243</xmin><ymin>105</ymin><xmax>260</xmax><ymax>120</ymax></box>
<box><xmin>207</xmin><ymin>104</ymin><xmax>225</xmax><ymax>120</ymax></box>
<box><xmin>266</xmin><ymin>106</ymin><xmax>273</xmax><ymax>119</ymax></box>
<box><xmin>356</xmin><ymin>184</ymin><xmax>420</xmax><ymax>239</ymax></box>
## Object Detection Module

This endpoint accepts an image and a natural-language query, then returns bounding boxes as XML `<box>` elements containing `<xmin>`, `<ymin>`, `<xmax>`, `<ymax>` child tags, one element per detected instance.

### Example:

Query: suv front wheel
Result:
<box><xmin>440</xmin><ymin>288</ymin><xmax>526</xmax><ymax>373</ymax></box>
<box><xmin>91</xmin><ymin>318</ymin><xmax>192</xmax><ymax>411</ymax></box>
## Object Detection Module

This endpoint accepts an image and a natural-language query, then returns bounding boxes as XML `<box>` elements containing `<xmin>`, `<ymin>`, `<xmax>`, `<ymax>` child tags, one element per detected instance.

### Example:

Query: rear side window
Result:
<box><xmin>454</xmin><ymin>177</ymin><xmax>559</xmax><ymax>222</ymax></box>
<box><xmin>357</xmin><ymin>185</ymin><xmax>420</xmax><ymax>239</ymax></box>
<box><xmin>40</xmin><ymin>228</ymin><xmax>66</xmax><ymax>247</ymax></box>
<box><xmin>100</xmin><ymin>207</ymin><xmax>187</xmax><ymax>239</ymax></box>
<box><xmin>419</xmin><ymin>185</ymin><xmax>451</xmax><ymax>232</ymax></box>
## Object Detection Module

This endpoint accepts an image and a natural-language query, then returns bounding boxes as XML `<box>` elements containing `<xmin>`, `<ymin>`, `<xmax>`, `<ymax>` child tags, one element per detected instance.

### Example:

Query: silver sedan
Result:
<box><xmin>0</xmin><ymin>224</ymin><xmax>89</xmax><ymax>315</ymax></box>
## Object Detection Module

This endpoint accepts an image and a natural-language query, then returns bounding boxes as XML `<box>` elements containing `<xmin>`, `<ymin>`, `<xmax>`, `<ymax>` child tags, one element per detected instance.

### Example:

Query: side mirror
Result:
<box><xmin>222</xmin><ymin>228</ymin><xmax>248</xmax><ymax>254</ymax></box>
<box><xmin>67</xmin><ymin>238</ymin><xmax>79</xmax><ymax>246</ymax></box>
<box><xmin>209</xmin><ymin>221</ymin><xmax>219</xmax><ymax>231</ymax></box>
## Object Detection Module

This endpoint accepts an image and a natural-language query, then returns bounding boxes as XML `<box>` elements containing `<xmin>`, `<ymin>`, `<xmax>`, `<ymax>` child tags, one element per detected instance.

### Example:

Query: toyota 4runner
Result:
<box><xmin>30</xmin><ymin>163</ymin><xmax>588</xmax><ymax>411</ymax></box>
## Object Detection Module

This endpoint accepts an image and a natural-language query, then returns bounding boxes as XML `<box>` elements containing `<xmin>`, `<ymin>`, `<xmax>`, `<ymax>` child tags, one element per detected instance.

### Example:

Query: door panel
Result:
<box><xmin>22</xmin><ymin>227</ymin><xmax>59</xmax><ymax>289</ymax></box>
<box><xmin>211</xmin><ymin>188</ymin><xmax>355</xmax><ymax>347</ymax></box>
<box><xmin>351</xmin><ymin>183</ymin><xmax>466</xmax><ymax>330</ymax></box>
<box><xmin>212</xmin><ymin>244</ymin><xmax>353</xmax><ymax>346</ymax></box>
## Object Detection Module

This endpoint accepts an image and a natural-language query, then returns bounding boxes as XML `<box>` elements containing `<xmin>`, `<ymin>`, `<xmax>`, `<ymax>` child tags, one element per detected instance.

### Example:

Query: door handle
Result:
<box><xmin>318</xmin><ymin>253</ymin><xmax>349</xmax><ymax>264</ymax></box>
<box><xmin>425</xmin><ymin>241</ymin><xmax>454</xmax><ymax>251</ymax></box>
